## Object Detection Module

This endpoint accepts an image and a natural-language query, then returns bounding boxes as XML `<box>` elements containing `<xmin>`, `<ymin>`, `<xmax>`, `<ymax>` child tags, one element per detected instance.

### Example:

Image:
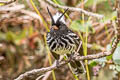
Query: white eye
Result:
<box><xmin>53</xmin><ymin>12</ymin><xmax>66</xmax><ymax>24</ymax></box>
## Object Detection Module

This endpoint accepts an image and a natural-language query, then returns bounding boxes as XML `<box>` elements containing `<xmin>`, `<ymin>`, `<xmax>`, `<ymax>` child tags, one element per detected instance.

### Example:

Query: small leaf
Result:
<box><xmin>106</xmin><ymin>44</ymin><xmax>113</xmax><ymax>60</ymax></box>
<box><xmin>28</xmin><ymin>26</ymin><xmax>33</xmax><ymax>36</ymax></box>
<box><xmin>106</xmin><ymin>55</ymin><xmax>113</xmax><ymax>60</ymax></box>
<box><xmin>113</xmin><ymin>46</ymin><xmax>120</xmax><ymax>65</ymax></box>
<box><xmin>85</xmin><ymin>0</ymin><xmax>105</xmax><ymax>7</ymax></box>
<box><xmin>70</xmin><ymin>20</ymin><xmax>94</xmax><ymax>33</ymax></box>
<box><xmin>89</xmin><ymin>57</ymin><xmax>107</xmax><ymax>67</ymax></box>
<box><xmin>56</xmin><ymin>0</ymin><xmax>65</xmax><ymax>5</ymax></box>
<box><xmin>6</xmin><ymin>31</ymin><xmax>16</xmax><ymax>41</ymax></box>
<box><xmin>115</xmin><ymin>65</ymin><xmax>120</xmax><ymax>72</ymax></box>
<box><xmin>0</xmin><ymin>32</ymin><xmax>6</xmax><ymax>40</ymax></box>
<box><xmin>89</xmin><ymin>61</ymin><xmax>98</xmax><ymax>67</ymax></box>
<box><xmin>70</xmin><ymin>20</ymin><xmax>81</xmax><ymax>31</ymax></box>
<box><xmin>106</xmin><ymin>44</ymin><xmax>112</xmax><ymax>51</ymax></box>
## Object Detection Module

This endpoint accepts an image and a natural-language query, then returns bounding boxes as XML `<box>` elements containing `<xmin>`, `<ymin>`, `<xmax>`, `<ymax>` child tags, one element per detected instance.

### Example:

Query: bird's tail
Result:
<box><xmin>69</xmin><ymin>60</ymin><xmax>86</xmax><ymax>76</ymax></box>
<box><xmin>66</xmin><ymin>54</ymin><xmax>86</xmax><ymax>76</ymax></box>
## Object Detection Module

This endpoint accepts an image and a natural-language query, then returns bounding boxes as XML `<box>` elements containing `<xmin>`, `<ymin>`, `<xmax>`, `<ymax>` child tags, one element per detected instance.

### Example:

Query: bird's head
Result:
<box><xmin>47</xmin><ymin>7</ymin><xmax>69</xmax><ymax>31</ymax></box>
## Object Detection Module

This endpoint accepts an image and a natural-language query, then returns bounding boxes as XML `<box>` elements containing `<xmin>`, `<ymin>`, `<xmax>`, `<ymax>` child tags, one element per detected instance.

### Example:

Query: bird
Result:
<box><xmin>46</xmin><ymin>7</ymin><xmax>86</xmax><ymax>75</ymax></box>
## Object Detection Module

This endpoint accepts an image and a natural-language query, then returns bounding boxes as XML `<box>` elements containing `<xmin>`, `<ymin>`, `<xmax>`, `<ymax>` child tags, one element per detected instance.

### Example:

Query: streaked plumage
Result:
<box><xmin>46</xmin><ymin>7</ymin><xmax>85</xmax><ymax>75</ymax></box>
<box><xmin>47</xmin><ymin>28</ymin><xmax>79</xmax><ymax>55</ymax></box>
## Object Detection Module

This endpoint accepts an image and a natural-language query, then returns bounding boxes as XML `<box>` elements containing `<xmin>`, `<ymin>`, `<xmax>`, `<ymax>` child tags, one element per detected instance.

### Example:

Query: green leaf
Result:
<box><xmin>89</xmin><ymin>61</ymin><xmax>98</xmax><ymax>67</ymax></box>
<box><xmin>28</xmin><ymin>26</ymin><xmax>33</xmax><ymax>36</ymax></box>
<box><xmin>0</xmin><ymin>32</ymin><xmax>6</xmax><ymax>41</ymax></box>
<box><xmin>118</xmin><ymin>41</ymin><xmax>120</xmax><ymax>46</ymax></box>
<box><xmin>113</xmin><ymin>46</ymin><xmax>120</xmax><ymax>65</ymax></box>
<box><xmin>17</xmin><ymin>28</ymin><xmax>27</xmax><ymax>39</ymax></box>
<box><xmin>115</xmin><ymin>65</ymin><xmax>120</xmax><ymax>72</ymax></box>
<box><xmin>106</xmin><ymin>55</ymin><xmax>113</xmax><ymax>60</ymax></box>
<box><xmin>6</xmin><ymin>31</ymin><xmax>16</xmax><ymax>41</ymax></box>
<box><xmin>53</xmin><ymin>0</ymin><xmax>65</xmax><ymax>5</ymax></box>
<box><xmin>85</xmin><ymin>0</ymin><xmax>106</xmax><ymax>7</ymax></box>
<box><xmin>90</xmin><ymin>57</ymin><xmax>107</xmax><ymax>67</ymax></box>
<box><xmin>106</xmin><ymin>41</ymin><xmax>120</xmax><ymax>61</ymax></box>
<box><xmin>70</xmin><ymin>20</ymin><xmax>81</xmax><ymax>31</ymax></box>
<box><xmin>70</xmin><ymin>20</ymin><xmax>94</xmax><ymax>33</ymax></box>
<box><xmin>106</xmin><ymin>44</ymin><xmax>112</xmax><ymax>51</ymax></box>
<box><xmin>106</xmin><ymin>44</ymin><xmax>113</xmax><ymax>60</ymax></box>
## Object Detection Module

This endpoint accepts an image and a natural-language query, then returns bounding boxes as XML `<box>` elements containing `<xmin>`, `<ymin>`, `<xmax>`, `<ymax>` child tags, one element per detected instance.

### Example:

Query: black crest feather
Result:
<box><xmin>47</xmin><ymin>7</ymin><xmax>69</xmax><ymax>25</ymax></box>
<box><xmin>56</xmin><ymin>8</ymin><xmax>69</xmax><ymax>24</ymax></box>
<box><xmin>47</xmin><ymin>7</ymin><xmax>55</xmax><ymax>25</ymax></box>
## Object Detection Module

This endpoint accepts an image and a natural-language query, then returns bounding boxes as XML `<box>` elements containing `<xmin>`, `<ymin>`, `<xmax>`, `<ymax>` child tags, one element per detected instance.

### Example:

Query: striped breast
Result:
<box><xmin>46</xmin><ymin>30</ymin><xmax>80</xmax><ymax>55</ymax></box>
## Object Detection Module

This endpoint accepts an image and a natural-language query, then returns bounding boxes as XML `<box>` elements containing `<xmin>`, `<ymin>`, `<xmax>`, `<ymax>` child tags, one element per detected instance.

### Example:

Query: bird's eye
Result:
<box><xmin>52</xmin><ymin>26</ymin><xmax>59</xmax><ymax>30</ymax></box>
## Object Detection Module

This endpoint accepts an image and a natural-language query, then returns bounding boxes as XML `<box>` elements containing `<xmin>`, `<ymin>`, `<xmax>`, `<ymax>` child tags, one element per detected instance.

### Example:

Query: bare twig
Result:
<box><xmin>0</xmin><ymin>0</ymin><xmax>16</xmax><ymax>4</ymax></box>
<box><xmin>20</xmin><ymin>10</ymin><xmax>42</xmax><ymax>22</ymax></box>
<box><xmin>0</xmin><ymin>56</ymin><xmax>4</xmax><ymax>61</ymax></box>
<box><xmin>14</xmin><ymin>52</ymin><xmax>115</xmax><ymax>80</ymax></box>
<box><xmin>14</xmin><ymin>60</ymin><xmax>69</xmax><ymax>80</ymax></box>
<box><xmin>42</xmin><ymin>71</ymin><xmax>52</xmax><ymax>80</ymax></box>
<box><xmin>45</xmin><ymin>0</ymin><xmax>104</xmax><ymax>19</ymax></box>
<box><xmin>41</xmin><ymin>59</ymin><xmax>56</xmax><ymax>80</ymax></box>
<box><xmin>0</xmin><ymin>4</ymin><xmax>25</xmax><ymax>12</ymax></box>
<box><xmin>116</xmin><ymin>0</ymin><xmax>120</xmax><ymax>40</ymax></box>
<box><xmin>15</xmin><ymin>25</ymin><xmax>120</xmax><ymax>80</ymax></box>
<box><xmin>76</xmin><ymin>41</ymin><xmax>82</xmax><ymax>52</ymax></box>
<box><xmin>76</xmin><ymin>0</ymin><xmax>88</xmax><ymax>7</ymax></box>
<box><xmin>14</xmin><ymin>1</ymin><xmax>120</xmax><ymax>80</ymax></box>
<box><xmin>36</xmin><ymin>75</ymin><xmax>44</xmax><ymax>80</ymax></box>
<box><xmin>15</xmin><ymin>22</ymin><xmax>120</xmax><ymax>80</ymax></box>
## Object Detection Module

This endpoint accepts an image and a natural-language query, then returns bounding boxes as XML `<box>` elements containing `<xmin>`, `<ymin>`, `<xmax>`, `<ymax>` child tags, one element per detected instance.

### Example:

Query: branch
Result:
<box><xmin>15</xmin><ymin>1</ymin><xmax>120</xmax><ymax>79</ymax></box>
<box><xmin>45</xmin><ymin>0</ymin><xmax>104</xmax><ymax>19</ymax></box>
<box><xmin>14</xmin><ymin>52</ymin><xmax>116</xmax><ymax>80</ymax></box>
<box><xmin>116</xmin><ymin>0</ymin><xmax>120</xmax><ymax>40</ymax></box>
<box><xmin>14</xmin><ymin>60</ymin><xmax>69</xmax><ymax>80</ymax></box>
<box><xmin>15</xmin><ymin>19</ymin><xmax>120</xmax><ymax>80</ymax></box>
<box><xmin>15</xmin><ymin>28</ymin><xmax>120</xmax><ymax>80</ymax></box>
<box><xmin>0</xmin><ymin>4</ymin><xmax>25</xmax><ymax>12</ymax></box>
<box><xmin>76</xmin><ymin>0</ymin><xmax>88</xmax><ymax>7</ymax></box>
<box><xmin>0</xmin><ymin>0</ymin><xmax>16</xmax><ymax>4</ymax></box>
<box><xmin>0</xmin><ymin>56</ymin><xmax>4</xmax><ymax>61</ymax></box>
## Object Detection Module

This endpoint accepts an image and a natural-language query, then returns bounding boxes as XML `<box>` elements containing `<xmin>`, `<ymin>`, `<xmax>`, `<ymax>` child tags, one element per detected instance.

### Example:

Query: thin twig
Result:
<box><xmin>14</xmin><ymin>30</ymin><xmax>120</xmax><ymax>80</ymax></box>
<box><xmin>15</xmin><ymin>34</ymin><xmax>120</xmax><ymax>80</ymax></box>
<box><xmin>0</xmin><ymin>56</ymin><xmax>4</xmax><ymax>61</ymax></box>
<box><xmin>42</xmin><ymin>71</ymin><xmax>52</xmax><ymax>80</ymax></box>
<box><xmin>20</xmin><ymin>10</ymin><xmax>42</xmax><ymax>22</ymax></box>
<box><xmin>36</xmin><ymin>75</ymin><xmax>44</xmax><ymax>80</ymax></box>
<box><xmin>14</xmin><ymin>1</ymin><xmax>120</xmax><ymax>79</ymax></box>
<box><xmin>0</xmin><ymin>4</ymin><xmax>25</xmax><ymax>12</ymax></box>
<box><xmin>76</xmin><ymin>41</ymin><xmax>82</xmax><ymax>52</ymax></box>
<box><xmin>45</xmin><ymin>0</ymin><xmax>104</xmax><ymax>19</ymax></box>
<box><xmin>0</xmin><ymin>0</ymin><xmax>16</xmax><ymax>4</ymax></box>
<box><xmin>76</xmin><ymin>0</ymin><xmax>88</xmax><ymax>7</ymax></box>
<box><xmin>14</xmin><ymin>60</ymin><xmax>69</xmax><ymax>80</ymax></box>
<box><xmin>14</xmin><ymin>52</ymin><xmax>113</xmax><ymax>80</ymax></box>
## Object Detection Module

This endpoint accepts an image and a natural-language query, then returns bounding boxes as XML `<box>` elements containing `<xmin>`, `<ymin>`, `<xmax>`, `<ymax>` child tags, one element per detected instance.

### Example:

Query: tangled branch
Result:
<box><xmin>45</xmin><ymin>0</ymin><xmax>104</xmax><ymax>19</ymax></box>
<box><xmin>14</xmin><ymin>0</ymin><xmax>120</xmax><ymax>80</ymax></box>
<box><xmin>15</xmin><ymin>51</ymin><xmax>119</xmax><ymax>80</ymax></box>
<box><xmin>0</xmin><ymin>0</ymin><xmax>16</xmax><ymax>4</ymax></box>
